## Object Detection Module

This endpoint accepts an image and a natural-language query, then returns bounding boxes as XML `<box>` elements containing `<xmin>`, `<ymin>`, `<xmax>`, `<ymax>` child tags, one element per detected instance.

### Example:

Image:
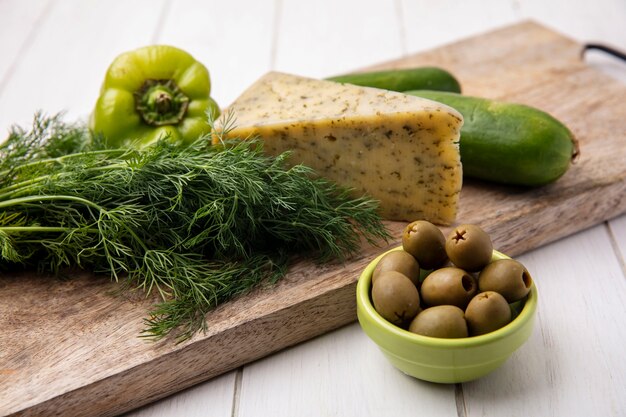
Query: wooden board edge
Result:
<box><xmin>4</xmin><ymin>19</ymin><xmax>626</xmax><ymax>417</ymax></box>
<box><xmin>10</xmin><ymin>178</ymin><xmax>626</xmax><ymax>417</ymax></box>
<box><xmin>9</xmin><ymin>283</ymin><xmax>357</xmax><ymax>417</ymax></box>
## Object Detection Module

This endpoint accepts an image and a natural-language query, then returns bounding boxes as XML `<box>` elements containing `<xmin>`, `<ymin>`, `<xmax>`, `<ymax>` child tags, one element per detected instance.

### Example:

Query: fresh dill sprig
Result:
<box><xmin>0</xmin><ymin>113</ymin><xmax>390</xmax><ymax>342</ymax></box>
<box><xmin>0</xmin><ymin>112</ymin><xmax>98</xmax><ymax>185</ymax></box>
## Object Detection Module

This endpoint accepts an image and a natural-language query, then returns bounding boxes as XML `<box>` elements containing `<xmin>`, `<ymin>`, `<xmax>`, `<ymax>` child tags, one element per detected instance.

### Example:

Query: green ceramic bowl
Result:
<box><xmin>356</xmin><ymin>247</ymin><xmax>538</xmax><ymax>383</ymax></box>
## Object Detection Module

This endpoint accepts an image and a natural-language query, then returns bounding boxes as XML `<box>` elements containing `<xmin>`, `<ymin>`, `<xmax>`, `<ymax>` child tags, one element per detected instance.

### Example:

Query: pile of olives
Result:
<box><xmin>371</xmin><ymin>221</ymin><xmax>533</xmax><ymax>338</ymax></box>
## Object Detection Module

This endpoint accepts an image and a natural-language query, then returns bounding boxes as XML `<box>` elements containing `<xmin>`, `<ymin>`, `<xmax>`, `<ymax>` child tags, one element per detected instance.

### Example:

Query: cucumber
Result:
<box><xmin>405</xmin><ymin>90</ymin><xmax>578</xmax><ymax>186</ymax></box>
<box><xmin>325</xmin><ymin>67</ymin><xmax>461</xmax><ymax>93</ymax></box>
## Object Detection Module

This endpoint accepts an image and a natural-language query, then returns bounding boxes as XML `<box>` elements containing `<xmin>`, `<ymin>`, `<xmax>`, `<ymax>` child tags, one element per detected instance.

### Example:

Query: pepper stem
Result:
<box><xmin>155</xmin><ymin>91</ymin><xmax>172</xmax><ymax>114</ymax></box>
<box><xmin>134</xmin><ymin>79</ymin><xmax>189</xmax><ymax>126</ymax></box>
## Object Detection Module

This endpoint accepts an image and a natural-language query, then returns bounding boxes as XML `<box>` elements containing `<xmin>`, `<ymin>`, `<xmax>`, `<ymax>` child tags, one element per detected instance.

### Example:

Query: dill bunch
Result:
<box><xmin>0</xmin><ymin>113</ymin><xmax>389</xmax><ymax>341</ymax></box>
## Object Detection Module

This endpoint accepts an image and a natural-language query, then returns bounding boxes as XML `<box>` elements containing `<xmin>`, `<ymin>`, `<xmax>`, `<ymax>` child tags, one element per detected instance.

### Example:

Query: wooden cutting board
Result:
<box><xmin>1</xmin><ymin>21</ymin><xmax>625</xmax><ymax>417</ymax></box>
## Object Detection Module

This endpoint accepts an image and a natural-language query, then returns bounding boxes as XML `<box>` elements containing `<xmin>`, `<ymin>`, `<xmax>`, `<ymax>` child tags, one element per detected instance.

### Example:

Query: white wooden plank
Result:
<box><xmin>461</xmin><ymin>224</ymin><xmax>626</xmax><ymax>416</ymax></box>
<box><xmin>123</xmin><ymin>371</ymin><xmax>237</xmax><ymax>417</ymax></box>
<box><xmin>156</xmin><ymin>0</ymin><xmax>277</xmax><ymax>108</ymax></box>
<box><xmin>608</xmin><ymin>214</ymin><xmax>626</xmax><ymax>268</ymax></box>
<box><xmin>238</xmin><ymin>323</ymin><xmax>458</xmax><ymax>417</ymax></box>
<box><xmin>401</xmin><ymin>0</ymin><xmax>626</xmax><ymax>58</ymax></box>
<box><xmin>399</xmin><ymin>0</ymin><xmax>520</xmax><ymax>54</ymax></box>
<box><xmin>236</xmin><ymin>5</ymin><xmax>453</xmax><ymax>412</ymax></box>
<box><xmin>517</xmin><ymin>0</ymin><xmax>626</xmax><ymax>50</ymax></box>
<box><xmin>274</xmin><ymin>0</ymin><xmax>405</xmax><ymax>79</ymax></box>
<box><xmin>0</xmin><ymin>0</ymin><xmax>167</xmax><ymax>136</ymax></box>
<box><xmin>0</xmin><ymin>0</ymin><xmax>51</xmax><ymax>86</ymax></box>
<box><xmin>1</xmin><ymin>2</ymin><xmax>624</xmax><ymax>416</ymax></box>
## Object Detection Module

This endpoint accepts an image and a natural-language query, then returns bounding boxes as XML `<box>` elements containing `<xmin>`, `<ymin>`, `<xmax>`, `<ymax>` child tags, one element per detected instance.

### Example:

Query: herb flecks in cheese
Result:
<box><xmin>216</xmin><ymin>72</ymin><xmax>463</xmax><ymax>224</ymax></box>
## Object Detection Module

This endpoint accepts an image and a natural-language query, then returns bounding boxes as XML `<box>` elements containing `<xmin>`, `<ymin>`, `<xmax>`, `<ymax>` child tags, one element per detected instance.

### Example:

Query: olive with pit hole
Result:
<box><xmin>478</xmin><ymin>259</ymin><xmax>532</xmax><ymax>302</ymax></box>
<box><xmin>402</xmin><ymin>220</ymin><xmax>448</xmax><ymax>270</ymax></box>
<box><xmin>420</xmin><ymin>267</ymin><xmax>477</xmax><ymax>309</ymax></box>
<box><xmin>445</xmin><ymin>224</ymin><xmax>493</xmax><ymax>272</ymax></box>
<box><xmin>408</xmin><ymin>305</ymin><xmax>468</xmax><ymax>338</ymax></box>
<box><xmin>372</xmin><ymin>250</ymin><xmax>420</xmax><ymax>287</ymax></box>
<box><xmin>465</xmin><ymin>291</ymin><xmax>512</xmax><ymax>335</ymax></box>
<box><xmin>372</xmin><ymin>271</ymin><xmax>421</xmax><ymax>326</ymax></box>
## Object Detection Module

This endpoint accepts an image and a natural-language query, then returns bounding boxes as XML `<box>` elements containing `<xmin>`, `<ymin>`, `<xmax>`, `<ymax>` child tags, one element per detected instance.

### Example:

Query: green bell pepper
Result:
<box><xmin>90</xmin><ymin>45</ymin><xmax>220</xmax><ymax>147</ymax></box>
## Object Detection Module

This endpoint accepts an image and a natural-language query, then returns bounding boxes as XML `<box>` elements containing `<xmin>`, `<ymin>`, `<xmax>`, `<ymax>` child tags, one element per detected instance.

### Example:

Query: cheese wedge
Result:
<box><xmin>214</xmin><ymin>72</ymin><xmax>463</xmax><ymax>224</ymax></box>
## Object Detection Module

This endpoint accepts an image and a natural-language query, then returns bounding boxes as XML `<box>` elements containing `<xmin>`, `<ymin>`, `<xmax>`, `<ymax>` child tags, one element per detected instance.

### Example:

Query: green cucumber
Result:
<box><xmin>405</xmin><ymin>90</ymin><xmax>579</xmax><ymax>186</ymax></box>
<box><xmin>325</xmin><ymin>67</ymin><xmax>462</xmax><ymax>93</ymax></box>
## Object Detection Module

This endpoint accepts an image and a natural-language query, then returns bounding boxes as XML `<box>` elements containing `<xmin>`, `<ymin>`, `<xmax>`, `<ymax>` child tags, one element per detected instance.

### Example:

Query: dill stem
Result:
<box><xmin>0</xmin><ymin>177</ymin><xmax>48</xmax><ymax>200</ymax></box>
<box><xmin>0</xmin><ymin>113</ymin><xmax>391</xmax><ymax>340</ymax></box>
<box><xmin>0</xmin><ymin>163</ymin><xmax>130</xmax><ymax>201</ymax></box>
<box><xmin>0</xmin><ymin>148</ymin><xmax>129</xmax><ymax>179</ymax></box>
<box><xmin>0</xmin><ymin>197</ymin><xmax>155</xmax><ymax>276</ymax></box>
<box><xmin>0</xmin><ymin>226</ymin><xmax>98</xmax><ymax>234</ymax></box>
<box><xmin>0</xmin><ymin>194</ymin><xmax>104</xmax><ymax>211</ymax></box>
<box><xmin>258</xmin><ymin>218</ymin><xmax>307</xmax><ymax>228</ymax></box>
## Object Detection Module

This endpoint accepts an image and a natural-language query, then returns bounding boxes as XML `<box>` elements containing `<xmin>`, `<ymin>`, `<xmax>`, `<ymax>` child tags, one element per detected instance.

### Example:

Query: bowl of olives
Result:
<box><xmin>356</xmin><ymin>222</ymin><xmax>538</xmax><ymax>384</ymax></box>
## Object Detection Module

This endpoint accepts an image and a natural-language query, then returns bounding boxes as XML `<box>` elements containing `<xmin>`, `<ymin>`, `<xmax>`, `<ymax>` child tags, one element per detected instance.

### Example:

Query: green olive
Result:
<box><xmin>465</xmin><ymin>291</ymin><xmax>512</xmax><ymax>335</ymax></box>
<box><xmin>420</xmin><ymin>267</ymin><xmax>477</xmax><ymax>309</ymax></box>
<box><xmin>402</xmin><ymin>220</ymin><xmax>447</xmax><ymax>270</ymax></box>
<box><xmin>408</xmin><ymin>305</ymin><xmax>468</xmax><ymax>338</ymax></box>
<box><xmin>371</xmin><ymin>271</ymin><xmax>421</xmax><ymax>326</ymax></box>
<box><xmin>372</xmin><ymin>250</ymin><xmax>420</xmax><ymax>286</ymax></box>
<box><xmin>445</xmin><ymin>224</ymin><xmax>493</xmax><ymax>272</ymax></box>
<box><xmin>478</xmin><ymin>259</ymin><xmax>532</xmax><ymax>302</ymax></box>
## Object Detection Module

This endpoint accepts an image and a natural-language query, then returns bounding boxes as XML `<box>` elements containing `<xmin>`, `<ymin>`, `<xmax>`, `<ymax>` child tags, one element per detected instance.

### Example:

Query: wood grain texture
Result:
<box><xmin>274</xmin><ymin>0</ymin><xmax>404</xmax><ymax>79</ymax></box>
<box><xmin>609</xmin><ymin>215</ymin><xmax>626</xmax><ymax>266</ymax></box>
<box><xmin>1</xmin><ymin>21</ymin><xmax>625</xmax><ymax>417</ymax></box>
<box><xmin>516</xmin><ymin>0</ymin><xmax>626</xmax><ymax>48</ymax></box>
<box><xmin>0</xmin><ymin>0</ymin><xmax>168</xmax><ymax>134</ymax></box>
<box><xmin>0</xmin><ymin>0</ymin><xmax>52</xmax><ymax>90</ymax></box>
<box><xmin>462</xmin><ymin>224</ymin><xmax>626</xmax><ymax>416</ymax></box>
<box><xmin>156</xmin><ymin>0</ymin><xmax>277</xmax><ymax>108</ymax></box>
<box><xmin>125</xmin><ymin>371</ymin><xmax>237</xmax><ymax>417</ymax></box>
<box><xmin>237</xmin><ymin>324</ymin><xmax>458</xmax><ymax>417</ymax></box>
<box><xmin>400</xmin><ymin>0</ymin><xmax>519</xmax><ymax>54</ymax></box>
<box><xmin>236</xmin><ymin>221</ymin><xmax>626</xmax><ymax>417</ymax></box>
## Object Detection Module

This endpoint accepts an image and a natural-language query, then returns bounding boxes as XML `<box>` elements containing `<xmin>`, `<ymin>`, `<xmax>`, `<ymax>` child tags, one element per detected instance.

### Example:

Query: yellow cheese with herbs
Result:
<box><xmin>214</xmin><ymin>72</ymin><xmax>463</xmax><ymax>224</ymax></box>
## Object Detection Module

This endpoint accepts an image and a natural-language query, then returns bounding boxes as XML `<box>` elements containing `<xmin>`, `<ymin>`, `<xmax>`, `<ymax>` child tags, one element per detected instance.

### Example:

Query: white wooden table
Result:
<box><xmin>1</xmin><ymin>1</ymin><xmax>625</xmax><ymax>416</ymax></box>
